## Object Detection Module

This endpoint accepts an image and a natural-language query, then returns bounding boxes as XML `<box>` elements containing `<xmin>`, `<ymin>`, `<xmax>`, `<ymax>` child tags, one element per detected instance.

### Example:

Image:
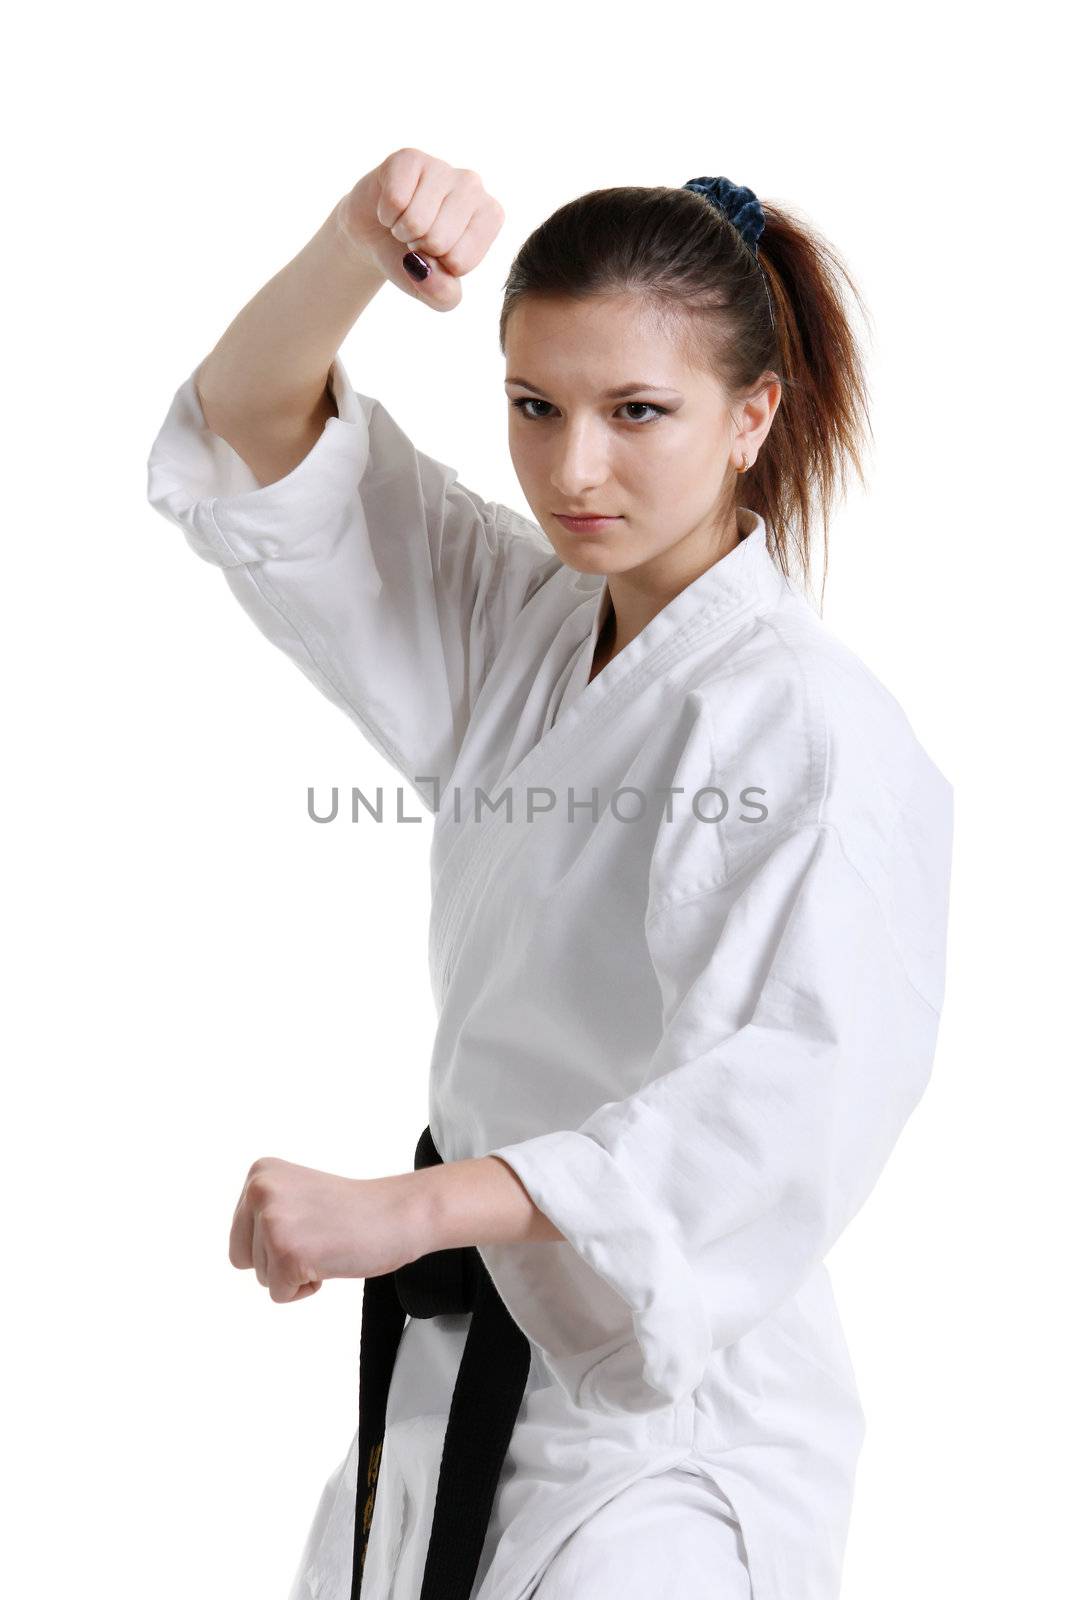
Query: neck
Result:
<box><xmin>602</xmin><ymin>512</ymin><xmax>744</xmax><ymax>659</ymax></box>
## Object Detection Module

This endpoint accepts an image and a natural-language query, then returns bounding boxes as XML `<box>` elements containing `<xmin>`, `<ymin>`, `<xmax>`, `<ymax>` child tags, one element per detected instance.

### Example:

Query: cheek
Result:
<box><xmin>645</xmin><ymin>424</ymin><xmax>721</xmax><ymax>489</ymax></box>
<box><xmin>620</xmin><ymin>427</ymin><xmax>705</xmax><ymax>493</ymax></box>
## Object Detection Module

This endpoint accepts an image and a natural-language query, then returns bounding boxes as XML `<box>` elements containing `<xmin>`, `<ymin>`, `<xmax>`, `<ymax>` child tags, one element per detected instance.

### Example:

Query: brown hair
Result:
<box><xmin>497</xmin><ymin>185</ymin><xmax>873</xmax><ymax>610</ymax></box>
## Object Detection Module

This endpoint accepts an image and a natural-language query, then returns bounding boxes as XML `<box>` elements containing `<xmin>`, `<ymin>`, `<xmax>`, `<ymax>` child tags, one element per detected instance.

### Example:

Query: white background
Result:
<box><xmin>4</xmin><ymin>2</ymin><xmax>1062</xmax><ymax>1595</ymax></box>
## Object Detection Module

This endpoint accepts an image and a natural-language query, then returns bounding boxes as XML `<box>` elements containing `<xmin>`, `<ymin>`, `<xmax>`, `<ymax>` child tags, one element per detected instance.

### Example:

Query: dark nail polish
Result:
<box><xmin>402</xmin><ymin>251</ymin><xmax>430</xmax><ymax>282</ymax></box>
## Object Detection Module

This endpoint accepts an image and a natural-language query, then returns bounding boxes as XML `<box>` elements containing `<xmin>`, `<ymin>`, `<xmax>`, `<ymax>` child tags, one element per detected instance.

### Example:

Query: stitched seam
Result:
<box><xmin>759</xmin><ymin>610</ymin><xmax>831</xmax><ymax>824</ymax></box>
<box><xmin>645</xmin><ymin>819</ymin><xmax>829</xmax><ymax>929</ymax></box>
<box><xmin>645</xmin><ymin>819</ymin><xmax>942</xmax><ymax>1019</ymax></box>
<box><xmin>205</xmin><ymin>496</ymin><xmax>249</xmax><ymax>565</ymax></box>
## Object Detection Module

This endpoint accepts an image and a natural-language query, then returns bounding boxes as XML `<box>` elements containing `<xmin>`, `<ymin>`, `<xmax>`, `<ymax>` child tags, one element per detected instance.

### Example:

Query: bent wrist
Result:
<box><xmin>332</xmin><ymin>192</ymin><xmax>387</xmax><ymax>276</ymax></box>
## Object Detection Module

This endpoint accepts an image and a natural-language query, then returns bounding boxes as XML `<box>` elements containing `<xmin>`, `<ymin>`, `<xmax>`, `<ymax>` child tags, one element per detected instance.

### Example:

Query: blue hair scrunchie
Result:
<box><xmin>682</xmin><ymin>175</ymin><xmax>766</xmax><ymax>255</ymax></box>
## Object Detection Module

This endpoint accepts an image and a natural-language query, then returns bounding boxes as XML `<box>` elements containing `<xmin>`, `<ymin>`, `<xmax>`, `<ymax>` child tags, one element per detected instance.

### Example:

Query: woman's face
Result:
<box><xmin>503</xmin><ymin>292</ymin><xmax>777</xmax><ymax>581</ymax></box>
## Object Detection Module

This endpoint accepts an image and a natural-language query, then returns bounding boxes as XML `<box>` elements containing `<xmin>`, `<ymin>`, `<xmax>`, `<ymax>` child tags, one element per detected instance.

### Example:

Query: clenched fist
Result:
<box><xmin>228</xmin><ymin>1155</ymin><xmax>427</xmax><ymax>1303</ymax></box>
<box><xmin>335</xmin><ymin>146</ymin><xmax>505</xmax><ymax>312</ymax></box>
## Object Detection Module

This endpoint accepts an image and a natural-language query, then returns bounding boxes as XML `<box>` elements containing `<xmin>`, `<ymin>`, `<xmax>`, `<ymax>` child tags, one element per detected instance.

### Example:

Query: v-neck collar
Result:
<box><xmin>430</xmin><ymin>508</ymin><xmax>786</xmax><ymax>1001</ymax></box>
<box><xmin>479</xmin><ymin>503</ymin><xmax>788</xmax><ymax>814</ymax></box>
<box><xmin>566</xmin><ymin>505</ymin><xmax>783</xmax><ymax>703</ymax></box>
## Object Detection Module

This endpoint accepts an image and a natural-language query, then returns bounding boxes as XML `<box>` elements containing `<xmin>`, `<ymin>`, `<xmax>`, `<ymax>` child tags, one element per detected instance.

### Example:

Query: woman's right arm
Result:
<box><xmin>195</xmin><ymin>147</ymin><xmax>500</xmax><ymax>484</ymax></box>
<box><xmin>193</xmin><ymin>201</ymin><xmax>387</xmax><ymax>487</ymax></box>
<box><xmin>145</xmin><ymin>151</ymin><xmax>556</xmax><ymax>805</ymax></box>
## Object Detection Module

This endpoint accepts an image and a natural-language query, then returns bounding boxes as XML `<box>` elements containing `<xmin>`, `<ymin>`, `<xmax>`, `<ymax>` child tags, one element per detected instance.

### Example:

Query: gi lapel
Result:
<box><xmin>428</xmin><ymin>513</ymin><xmax>786</xmax><ymax>1006</ymax></box>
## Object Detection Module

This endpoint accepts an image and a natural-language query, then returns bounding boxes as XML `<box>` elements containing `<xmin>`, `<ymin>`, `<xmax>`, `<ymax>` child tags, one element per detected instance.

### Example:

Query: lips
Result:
<box><xmin>555</xmin><ymin>513</ymin><xmax>621</xmax><ymax>532</ymax></box>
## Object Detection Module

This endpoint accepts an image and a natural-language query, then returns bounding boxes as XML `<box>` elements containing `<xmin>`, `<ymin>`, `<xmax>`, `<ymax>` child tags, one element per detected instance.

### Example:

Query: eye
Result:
<box><xmin>508</xmin><ymin>398</ymin><xmax>668</xmax><ymax>425</ymax></box>
<box><xmin>620</xmin><ymin>401</ymin><xmax>667</xmax><ymax>423</ymax></box>
<box><xmin>510</xmin><ymin>397</ymin><xmax>555</xmax><ymax>420</ymax></box>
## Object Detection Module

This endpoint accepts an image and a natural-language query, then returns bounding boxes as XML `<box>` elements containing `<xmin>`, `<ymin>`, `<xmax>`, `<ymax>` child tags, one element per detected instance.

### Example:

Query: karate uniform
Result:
<box><xmin>146</xmin><ymin>355</ymin><xmax>954</xmax><ymax>1600</ymax></box>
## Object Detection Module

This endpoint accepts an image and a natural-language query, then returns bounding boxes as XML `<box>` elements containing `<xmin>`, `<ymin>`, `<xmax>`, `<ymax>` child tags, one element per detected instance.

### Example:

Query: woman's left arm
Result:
<box><xmin>227</xmin><ymin>1143</ymin><xmax>562</xmax><ymax>1305</ymax></box>
<box><xmin>480</xmin><ymin>801</ymin><xmax>954</xmax><ymax>1410</ymax></box>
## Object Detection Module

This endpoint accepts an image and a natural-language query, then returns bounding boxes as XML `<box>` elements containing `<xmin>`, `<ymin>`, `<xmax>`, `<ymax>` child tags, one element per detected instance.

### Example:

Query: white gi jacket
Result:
<box><xmin>145</xmin><ymin>355</ymin><xmax>954</xmax><ymax>1600</ymax></box>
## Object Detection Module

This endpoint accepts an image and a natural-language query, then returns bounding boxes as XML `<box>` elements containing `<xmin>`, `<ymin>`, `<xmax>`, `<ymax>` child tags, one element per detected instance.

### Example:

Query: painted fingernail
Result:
<box><xmin>402</xmin><ymin>251</ymin><xmax>430</xmax><ymax>282</ymax></box>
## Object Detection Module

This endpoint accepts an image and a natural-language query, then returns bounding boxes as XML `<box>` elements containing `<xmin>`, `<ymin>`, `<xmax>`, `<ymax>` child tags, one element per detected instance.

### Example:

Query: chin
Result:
<box><xmin>554</xmin><ymin>546</ymin><xmax>624</xmax><ymax>577</ymax></box>
<box><xmin>539</xmin><ymin>527</ymin><xmax>631</xmax><ymax>568</ymax></box>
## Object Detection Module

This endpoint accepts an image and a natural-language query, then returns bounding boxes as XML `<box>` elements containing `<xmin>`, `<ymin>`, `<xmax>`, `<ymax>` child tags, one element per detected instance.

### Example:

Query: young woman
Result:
<box><xmin>146</xmin><ymin>149</ymin><xmax>954</xmax><ymax>1600</ymax></box>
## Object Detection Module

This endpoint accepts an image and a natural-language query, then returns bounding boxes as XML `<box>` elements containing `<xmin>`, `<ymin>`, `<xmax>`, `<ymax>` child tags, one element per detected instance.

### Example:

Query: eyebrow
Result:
<box><xmin>504</xmin><ymin>376</ymin><xmax>681</xmax><ymax>400</ymax></box>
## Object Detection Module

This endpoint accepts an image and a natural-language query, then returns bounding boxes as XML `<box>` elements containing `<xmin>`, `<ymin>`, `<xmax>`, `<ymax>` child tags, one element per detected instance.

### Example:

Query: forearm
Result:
<box><xmin>196</xmin><ymin>194</ymin><xmax>385</xmax><ymax>431</ymax></box>
<box><xmin>406</xmin><ymin>1155</ymin><xmax>566</xmax><ymax>1254</ymax></box>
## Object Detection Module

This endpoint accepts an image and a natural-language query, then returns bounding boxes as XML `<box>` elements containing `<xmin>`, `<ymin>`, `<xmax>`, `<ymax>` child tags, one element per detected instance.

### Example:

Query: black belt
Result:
<box><xmin>350</xmin><ymin>1125</ymin><xmax>532</xmax><ymax>1599</ymax></box>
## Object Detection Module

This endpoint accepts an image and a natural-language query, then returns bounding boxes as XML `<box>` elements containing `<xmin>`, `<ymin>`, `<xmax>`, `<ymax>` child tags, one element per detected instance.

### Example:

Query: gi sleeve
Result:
<box><xmin>483</xmin><ymin>802</ymin><xmax>953</xmax><ymax>1414</ymax></box>
<box><xmin>144</xmin><ymin>354</ymin><xmax>557</xmax><ymax>805</ymax></box>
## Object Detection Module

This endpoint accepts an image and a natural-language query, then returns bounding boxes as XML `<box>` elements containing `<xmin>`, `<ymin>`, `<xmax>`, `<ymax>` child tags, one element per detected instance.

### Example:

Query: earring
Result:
<box><xmin>736</xmin><ymin>453</ymin><xmax>749</xmax><ymax>473</ymax></box>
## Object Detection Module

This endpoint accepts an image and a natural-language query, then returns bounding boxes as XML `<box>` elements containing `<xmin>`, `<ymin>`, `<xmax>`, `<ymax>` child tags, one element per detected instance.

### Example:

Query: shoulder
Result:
<box><xmin>667</xmin><ymin>588</ymin><xmax>954</xmax><ymax>889</ymax></box>
<box><xmin>648</xmin><ymin>593</ymin><xmax>954</xmax><ymax>1010</ymax></box>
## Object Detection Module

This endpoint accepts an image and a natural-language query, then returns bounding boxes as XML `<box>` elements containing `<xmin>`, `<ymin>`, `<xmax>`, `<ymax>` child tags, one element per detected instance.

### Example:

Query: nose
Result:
<box><xmin>548</xmin><ymin>418</ymin><xmax>612</xmax><ymax>499</ymax></box>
